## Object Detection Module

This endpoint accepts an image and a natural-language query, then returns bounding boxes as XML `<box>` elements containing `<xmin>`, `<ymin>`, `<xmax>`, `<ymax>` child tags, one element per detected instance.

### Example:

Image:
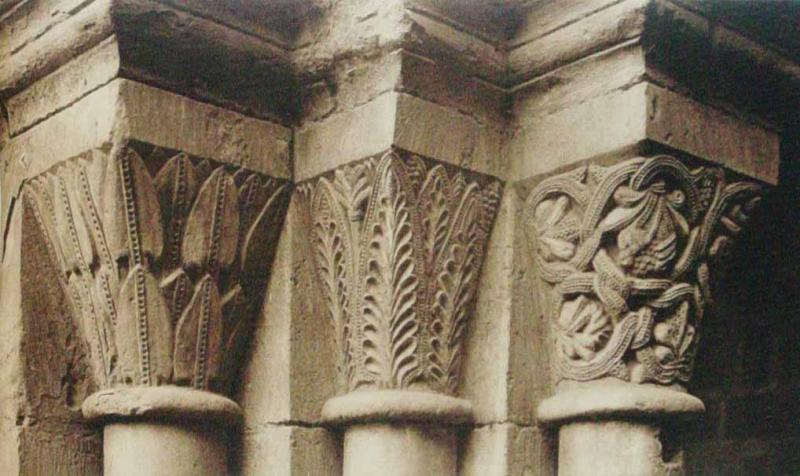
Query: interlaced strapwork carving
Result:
<box><xmin>22</xmin><ymin>145</ymin><xmax>291</xmax><ymax>395</ymax></box>
<box><xmin>301</xmin><ymin>151</ymin><xmax>502</xmax><ymax>395</ymax></box>
<box><xmin>526</xmin><ymin>155</ymin><xmax>761</xmax><ymax>385</ymax></box>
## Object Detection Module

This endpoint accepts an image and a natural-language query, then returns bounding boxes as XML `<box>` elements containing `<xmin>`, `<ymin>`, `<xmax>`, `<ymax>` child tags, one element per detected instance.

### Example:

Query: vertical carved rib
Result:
<box><xmin>359</xmin><ymin>159</ymin><xmax>420</xmax><ymax>388</ymax></box>
<box><xmin>21</xmin><ymin>145</ymin><xmax>291</xmax><ymax>397</ymax></box>
<box><xmin>304</xmin><ymin>151</ymin><xmax>502</xmax><ymax>396</ymax></box>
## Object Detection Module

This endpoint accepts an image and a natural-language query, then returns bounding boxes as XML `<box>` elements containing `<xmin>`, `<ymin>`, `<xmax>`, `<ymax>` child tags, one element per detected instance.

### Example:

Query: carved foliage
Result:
<box><xmin>302</xmin><ymin>152</ymin><xmax>502</xmax><ymax>395</ymax></box>
<box><xmin>22</xmin><ymin>146</ymin><xmax>291</xmax><ymax>395</ymax></box>
<box><xmin>526</xmin><ymin>155</ymin><xmax>761</xmax><ymax>385</ymax></box>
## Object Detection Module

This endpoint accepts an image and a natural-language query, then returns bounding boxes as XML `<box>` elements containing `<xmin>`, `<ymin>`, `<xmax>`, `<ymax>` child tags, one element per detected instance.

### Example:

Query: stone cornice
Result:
<box><xmin>507</xmin><ymin>0</ymin><xmax>800</xmax><ymax>128</ymax></box>
<box><xmin>3</xmin><ymin>0</ymin><xmax>797</xmax><ymax>134</ymax></box>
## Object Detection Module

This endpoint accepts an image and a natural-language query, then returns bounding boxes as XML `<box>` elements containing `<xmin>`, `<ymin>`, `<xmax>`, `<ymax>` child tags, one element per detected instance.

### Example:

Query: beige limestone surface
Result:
<box><xmin>1</xmin><ymin>1</ymin><xmax>797</xmax><ymax>475</ymax></box>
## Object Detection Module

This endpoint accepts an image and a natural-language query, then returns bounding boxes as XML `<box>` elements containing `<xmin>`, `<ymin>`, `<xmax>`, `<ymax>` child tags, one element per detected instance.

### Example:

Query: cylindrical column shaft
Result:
<box><xmin>104</xmin><ymin>421</ymin><xmax>229</xmax><ymax>476</ymax></box>
<box><xmin>558</xmin><ymin>420</ymin><xmax>680</xmax><ymax>476</ymax></box>
<box><xmin>537</xmin><ymin>383</ymin><xmax>704</xmax><ymax>476</ymax></box>
<box><xmin>343</xmin><ymin>423</ymin><xmax>457</xmax><ymax>476</ymax></box>
<box><xmin>82</xmin><ymin>386</ymin><xmax>242</xmax><ymax>476</ymax></box>
<box><xmin>323</xmin><ymin>390</ymin><xmax>473</xmax><ymax>476</ymax></box>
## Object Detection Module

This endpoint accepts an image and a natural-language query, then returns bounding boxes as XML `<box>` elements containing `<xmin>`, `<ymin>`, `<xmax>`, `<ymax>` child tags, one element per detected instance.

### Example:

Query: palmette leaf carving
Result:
<box><xmin>22</xmin><ymin>146</ymin><xmax>290</xmax><ymax>395</ymax></box>
<box><xmin>525</xmin><ymin>155</ymin><xmax>762</xmax><ymax>385</ymax></box>
<box><xmin>303</xmin><ymin>152</ymin><xmax>502</xmax><ymax>395</ymax></box>
<box><xmin>359</xmin><ymin>159</ymin><xmax>420</xmax><ymax>388</ymax></box>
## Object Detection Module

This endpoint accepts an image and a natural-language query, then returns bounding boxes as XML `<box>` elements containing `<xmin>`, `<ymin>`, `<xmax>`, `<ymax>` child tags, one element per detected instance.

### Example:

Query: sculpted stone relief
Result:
<box><xmin>22</xmin><ymin>144</ymin><xmax>290</xmax><ymax>396</ymax></box>
<box><xmin>301</xmin><ymin>151</ymin><xmax>502</xmax><ymax>395</ymax></box>
<box><xmin>526</xmin><ymin>155</ymin><xmax>761</xmax><ymax>385</ymax></box>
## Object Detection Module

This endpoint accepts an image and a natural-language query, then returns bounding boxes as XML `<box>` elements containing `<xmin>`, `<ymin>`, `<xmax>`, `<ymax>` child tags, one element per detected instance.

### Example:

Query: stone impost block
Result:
<box><xmin>510</xmin><ymin>82</ymin><xmax>780</xmax><ymax>184</ymax></box>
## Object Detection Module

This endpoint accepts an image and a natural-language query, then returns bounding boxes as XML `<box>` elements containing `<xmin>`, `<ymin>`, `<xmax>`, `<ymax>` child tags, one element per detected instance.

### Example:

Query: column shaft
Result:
<box><xmin>558</xmin><ymin>421</ymin><xmax>677</xmax><ymax>476</ymax></box>
<box><xmin>104</xmin><ymin>422</ymin><xmax>229</xmax><ymax>476</ymax></box>
<box><xmin>343</xmin><ymin>424</ymin><xmax>456</xmax><ymax>476</ymax></box>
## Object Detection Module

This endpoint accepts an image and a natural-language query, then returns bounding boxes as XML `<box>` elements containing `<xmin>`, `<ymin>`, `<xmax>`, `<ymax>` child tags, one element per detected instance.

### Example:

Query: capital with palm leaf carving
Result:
<box><xmin>302</xmin><ymin>151</ymin><xmax>501</xmax><ymax>421</ymax></box>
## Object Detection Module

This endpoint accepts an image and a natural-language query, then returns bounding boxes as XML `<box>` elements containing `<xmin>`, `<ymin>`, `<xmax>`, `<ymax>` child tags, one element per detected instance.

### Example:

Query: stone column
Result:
<box><xmin>301</xmin><ymin>151</ymin><xmax>502</xmax><ymax>476</ymax></box>
<box><xmin>20</xmin><ymin>144</ymin><xmax>290</xmax><ymax>475</ymax></box>
<box><xmin>504</xmin><ymin>1</ymin><xmax>795</xmax><ymax>473</ymax></box>
<box><xmin>525</xmin><ymin>155</ymin><xmax>764</xmax><ymax>475</ymax></box>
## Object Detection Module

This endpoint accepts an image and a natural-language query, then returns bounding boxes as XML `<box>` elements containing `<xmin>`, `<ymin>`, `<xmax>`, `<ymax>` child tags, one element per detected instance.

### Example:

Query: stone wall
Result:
<box><xmin>0</xmin><ymin>1</ymin><xmax>798</xmax><ymax>475</ymax></box>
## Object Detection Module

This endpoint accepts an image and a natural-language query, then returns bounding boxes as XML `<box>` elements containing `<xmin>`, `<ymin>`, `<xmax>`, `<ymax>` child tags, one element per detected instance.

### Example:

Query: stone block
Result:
<box><xmin>461</xmin><ymin>424</ymin><xmax>554</xmax><ymax>476</ymax></box>
<box><xmin>508</xmin><ymin>0</ymin><xmax>648</xmax><ymax>83</ymax></box>
<box><xmin>294</xmin><ymin>92</ymin><xmax>397</xmax><ymax>181</ymax></box>
<box><xmin>241</xmin><ymin>425</ymin><xmax>340</xmax><ymax>476</ymax></box>
<box><xmin>295</xmin><ymin>91</ymin><xmax>504</xmax><ymax>181</ymax></box>
<box><xmin>7</xmin><ymin>37</ymin><xmax>120</xmax><ymax>135</ymax></box>
<box><xmin>509</xmin><ymin>81</ymin><xmax>779</xmax><ymax>183</ymax></box>
<box><xmin>0</xmin><ymin>0</ymin><xmax>113</xmax><ymax>95</ymax></box>
<box><xmin>394</xmin><ymin>92</ymin><xmax>505</xmax><ymax>179</ymax></box>
<box><xmin>461</xmin><ymin>188</ymin><xmax>514</xmax><ymax>424</ymax></box>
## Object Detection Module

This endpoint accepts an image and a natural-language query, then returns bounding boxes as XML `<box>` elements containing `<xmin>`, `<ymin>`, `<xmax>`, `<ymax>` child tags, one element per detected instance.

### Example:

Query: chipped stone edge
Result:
<box><xmin>321</xmin><ymin>390</ymin><xmax>474</xmax><ymax>426</ymax></box>
<box><xmin>536</xmin><ymin>383</ymin><xmax>705</xmax><ymax>427</ymax></box>
<box><xmin>81</xmin><ymin>386</ymin><xmax>242</xmax><ymax>426</ymax></box>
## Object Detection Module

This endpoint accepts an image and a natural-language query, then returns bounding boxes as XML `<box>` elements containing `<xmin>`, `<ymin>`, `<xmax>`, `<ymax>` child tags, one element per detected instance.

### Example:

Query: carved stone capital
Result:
<box><xmin>526</xmin><ymin>155</ymin><xmax>762</xmax><ymax>388</ymax></box>
<box><xmin>21</xmin><ymin>144</ymin><xmax>291</xmax><ymax>410</ymax></box>
<box><xmin>302</xmin><ymin>150</ymin><xmax>502</xmax><ymax>420</ymax></box>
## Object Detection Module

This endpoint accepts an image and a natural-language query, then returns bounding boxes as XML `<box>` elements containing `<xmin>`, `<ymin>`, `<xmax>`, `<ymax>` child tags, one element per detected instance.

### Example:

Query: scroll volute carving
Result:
<box><xmin>22</xmin><ymin>146</ymin><xmax>291</xmax><ymax>395</ymax></box>
<box><xmin>302</xmin><ymin>151</ymin><xmax>502</xmax><ymax>395</ymax></box>
<box><xmin>526</xmin><ymin>155</ymin><xmax>762</xmax><ymax>385</ymax></box>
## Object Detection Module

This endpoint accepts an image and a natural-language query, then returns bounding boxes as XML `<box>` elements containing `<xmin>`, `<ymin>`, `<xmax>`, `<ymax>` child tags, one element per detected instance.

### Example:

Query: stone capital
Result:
<box><xmin>302</xmin><ymin>150</ymin><xmax>501</xmax><ymax>404</ymax></box>
<box><xmin>21</xmin><ymin>143</ymin><xmax>290</xmax><ymax>418</ymax></box>
<box><xmin>527</xmin><ymin>154</ymin><xmax>762</xmax><ymax>390</ymax></box>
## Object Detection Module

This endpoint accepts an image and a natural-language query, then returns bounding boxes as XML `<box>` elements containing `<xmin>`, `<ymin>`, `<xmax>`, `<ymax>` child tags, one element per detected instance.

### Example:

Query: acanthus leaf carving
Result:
<box><xmin>22</xmin><ymin>144</ymin><xmax>291</xmax><ymax>396</ymax></box>
<box><xmin>303</xmin><ymin>151</ymin><xmax>502</xmax><ymax>396</ymax></box>
<box><xmin>525</xmin><ymin>155</ymin><xmax>762</xmax><ymax>386</ymax></box>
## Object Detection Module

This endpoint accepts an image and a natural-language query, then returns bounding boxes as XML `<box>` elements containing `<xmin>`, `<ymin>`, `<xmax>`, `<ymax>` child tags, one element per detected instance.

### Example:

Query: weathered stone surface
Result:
<box><xmin>344</xmin><ymin>423</ymin><xmax>457</xmax><ymax>476</ymax></box>
<box><xmin>508</xmin><ymin>0</ymin><xmax>648</xmax><ymax>84</ymax></box>
<box><xmin>240</xmin><ymin>425</ymin><xmax>340</xmax><ymax>476</ymax></box>
<box><xmin>3</xmin><ymin>79</ymin><xmax>291</xmax><ymax>190</ymax></box>
<box><xmin>17</xmin><ymin>197</ymin><xmax>102</xmax><ymax>475</ymax></box>
<box><xmin>461</xmin><ymin>188</ymin><xmax>514</xmax><ymax>424</ymax></box>
<box><xmin>510</xmin><ymin>83</ymin><xmax>650</xmax><ymax>180</ymax></box>
<box><xmin>104</xmin><ymin>422</ymin><xmax>228</xmax><ymax>476</ymax></box>
<box><xmin>461</xmin><ymin>424</ymin><xmax>555</xmax><ymax>476</ymax></box>
<box><xmin>510</xmin><ymin>82</ymin><xmax>780</xmax><ymax>183</ymax></box>
<box><xmin>6</xmin><ymin>37</ymin><xmax>120</xmax><ymax>136</ymax></box>
<box><xmin>2</xmin><ymin>1</ymin><xmax>799</xmax><ymax>475</ymax></box>
<box><xmin>240</xmin><ymin>196</ymin><xmax>337</xmax><ymax>425</ymax></box>
<box><xmin>296</xmin><ymin>92</ymin><xmax>505</xmax><ymax>181</ymax></box>
<box><xmin>559</xmin><ymin>421</ymin><xmax>679</xmax><ymax>476</ymax></box>
<box><xmin>0</xmin><ymin>0</ymin><xmax>113</xmax><ymax>96</ymax></box>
